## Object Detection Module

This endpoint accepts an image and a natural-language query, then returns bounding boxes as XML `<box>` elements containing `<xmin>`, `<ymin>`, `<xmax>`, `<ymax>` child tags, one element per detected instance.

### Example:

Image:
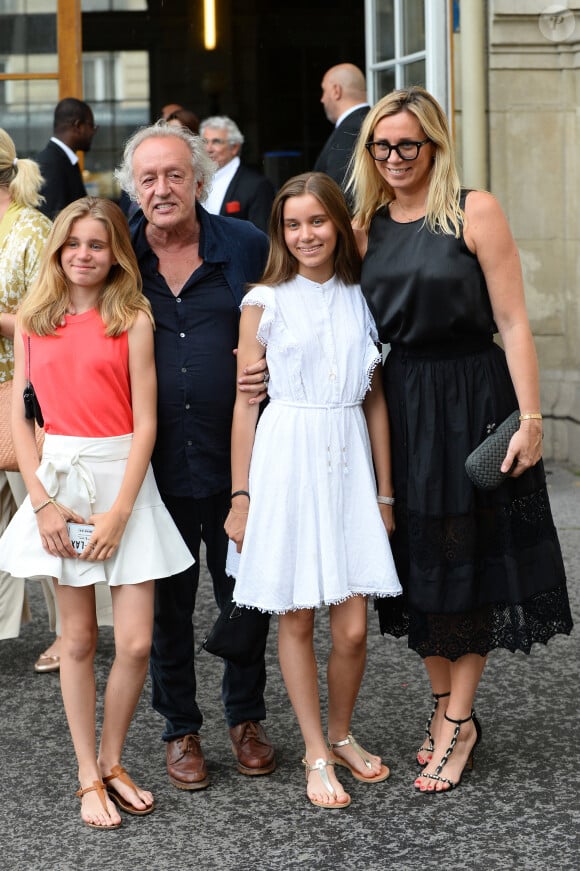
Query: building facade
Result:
<box><xmin>1</xmin><ymin>1</ymin><xmax>578</xmax><ymax>462</ymax></box>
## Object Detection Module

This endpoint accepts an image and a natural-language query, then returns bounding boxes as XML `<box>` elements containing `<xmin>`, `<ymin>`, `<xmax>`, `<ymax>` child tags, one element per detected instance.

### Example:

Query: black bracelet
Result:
<box><xmin>231</xmin><ymin>490</ymin><xmax>250</xmax><ymax>501</ymax></box>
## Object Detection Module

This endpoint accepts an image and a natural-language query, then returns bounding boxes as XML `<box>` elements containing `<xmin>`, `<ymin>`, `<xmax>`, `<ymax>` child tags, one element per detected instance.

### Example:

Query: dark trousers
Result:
<box><xmin>150</xmin><ymin>489</ymin><xmax>268</xmax><ymax>741</ymax></box>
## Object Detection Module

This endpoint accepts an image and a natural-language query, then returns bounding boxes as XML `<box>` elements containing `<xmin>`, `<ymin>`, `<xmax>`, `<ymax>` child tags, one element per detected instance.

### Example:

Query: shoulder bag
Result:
<box><xmin>0</xmin><ymin>336</ymin><xmax>44</xmax><ymax>471</ymax></box>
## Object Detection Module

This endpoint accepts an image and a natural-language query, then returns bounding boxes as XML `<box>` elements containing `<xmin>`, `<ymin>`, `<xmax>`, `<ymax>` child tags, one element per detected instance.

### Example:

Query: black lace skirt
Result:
<box><xmin>378</xmin><ymin>340</ymin><xmax>573</xmax><ymax>659</ymax></box>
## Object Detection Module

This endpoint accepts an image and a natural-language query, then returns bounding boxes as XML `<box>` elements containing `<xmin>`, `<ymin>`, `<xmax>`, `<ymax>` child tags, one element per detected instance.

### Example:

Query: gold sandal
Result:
<box><xmin>103</xmin><ymin>764</ymin><xmax>155</xmax><ymax>816</ymax></box>
<box><xmin>76</xmin><ymin>781</ymin><xmax>122</xmax><ymax>830</ymax></box>
<box><xmin>302</xmin><ymin>758</ymin><xmax>351</xmax><ymax>809</ymax></box>
<box><xmin>328</xmin><ymin>733</ymin><xmax>390</xmax><ymax>783</ymax></box>
<box><xmin>34</xmin><ymin>653</ymin><xmax>60</xmax><ymax>673</ymax></box>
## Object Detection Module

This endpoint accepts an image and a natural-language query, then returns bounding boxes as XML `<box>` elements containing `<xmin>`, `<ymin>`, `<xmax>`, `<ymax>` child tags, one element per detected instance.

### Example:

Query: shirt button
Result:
<box><xmin>185</xmin><ymin>403</ymin><xmax>190</xmax><ymax>410</ymax></box>
<box><xmin>187</xmin><ymin>440</ymin><xmax>192</xmax><ymax>446</ymax></box>
<box><xmin>179</xmin><ymin>332</ymin><xmax>185</xmax><ymax>338</ymax></box>
<box><xmin>181</xmin><ymin>367</ymin><xmax>187</xmax><ymax>373</ymax></box>
<box><xmin>176</xmin><ymin>297</ymin><xmax>182</xmax><ymax>303</ymax></box>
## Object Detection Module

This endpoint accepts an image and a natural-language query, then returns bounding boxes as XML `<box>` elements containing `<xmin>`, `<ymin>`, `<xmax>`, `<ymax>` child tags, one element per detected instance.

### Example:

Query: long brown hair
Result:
<box><xmin>260</xmin><ymin>172</ymin><xmax>361</xmax><ymax>287</ymax></box>
<box><xmin>19</xmin><ymin>197</ymin><xmax>153</xmax><ymax>336</ymax></box>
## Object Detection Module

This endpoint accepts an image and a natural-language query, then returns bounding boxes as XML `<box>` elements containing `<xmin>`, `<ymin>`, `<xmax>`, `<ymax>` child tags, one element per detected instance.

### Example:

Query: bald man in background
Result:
<box><xmin>313</xmin><ymin>63</ymin><xmax>369</xmax><ymax>195</ymax></box>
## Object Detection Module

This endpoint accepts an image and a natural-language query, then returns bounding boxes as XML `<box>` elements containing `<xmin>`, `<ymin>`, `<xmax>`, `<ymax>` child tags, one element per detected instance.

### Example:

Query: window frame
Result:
<box><xmin>364</xmin><ymin>0</ymin><xmax>450</xmax><ymax>114</ymax></box>
<box><xmin>0</xmin><ymin>0</ymin><xmax>82</xmax><ymax>97</ymax></box>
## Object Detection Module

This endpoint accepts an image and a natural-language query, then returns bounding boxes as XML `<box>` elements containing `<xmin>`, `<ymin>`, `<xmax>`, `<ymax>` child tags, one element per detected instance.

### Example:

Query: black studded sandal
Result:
<box><xmin>416</xmin><ymin>711</ymin><xmax>482</xmax><ymax>793</ymax></box>
<box><xmin>416</xmin><ymin>691</ymin><xmax>450</xmax><ymax>766</ymax></box>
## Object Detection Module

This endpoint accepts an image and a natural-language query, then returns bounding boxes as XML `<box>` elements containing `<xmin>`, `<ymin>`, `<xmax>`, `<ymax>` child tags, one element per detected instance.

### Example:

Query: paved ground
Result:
<box><xmin>1</xmin><ymin>463</ymin><xmax>578</xmax><ymax>871</ymax></box>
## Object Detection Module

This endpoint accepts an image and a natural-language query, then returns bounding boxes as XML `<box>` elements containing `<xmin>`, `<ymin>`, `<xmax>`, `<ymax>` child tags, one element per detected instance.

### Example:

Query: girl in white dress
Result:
<box><xmin>0</xmin><ymin>198</ymin><xmax>193</xmax><ymax>829</ymax></box>
<box><xmin>225</xmin><ymin>173</ymin><xmax>401</xmax><ymax>809</ymax></box>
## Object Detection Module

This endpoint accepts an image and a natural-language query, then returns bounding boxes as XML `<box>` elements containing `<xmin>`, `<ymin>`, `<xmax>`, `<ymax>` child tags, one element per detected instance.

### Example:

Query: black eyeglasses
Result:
<box><xmin>365</xmin><ymin>138</ymin><xmax>431</xmax><ymax>162</ymax></box>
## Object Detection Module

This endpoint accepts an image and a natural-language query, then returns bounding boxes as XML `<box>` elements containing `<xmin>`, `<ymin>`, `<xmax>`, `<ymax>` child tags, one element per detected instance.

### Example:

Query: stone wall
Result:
<box><xmin>488</xmin><ymin>2</ymin><xmax>580</xmax><ymax>465</ymax></box>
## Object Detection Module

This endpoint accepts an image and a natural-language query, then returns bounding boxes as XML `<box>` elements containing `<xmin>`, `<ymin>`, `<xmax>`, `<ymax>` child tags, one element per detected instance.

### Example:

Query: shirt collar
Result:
<box><xmin>213</xmin><ymin>155</ymin><xmax>240</xmax><ymax>184</ymax></box>
<box><xmin>334</xmin><ymin>103</ymin><xmax>369</xmax><ymax>128</ymax></box>
<box><xmin>50</xmin><ymin>136</ymin><xmax>79</xmax><ymax>165</ymax></box>
<box><xmin>131</xmin><ymin>201</ymin><xmax>231</xmax><ymax>266</ymax></box>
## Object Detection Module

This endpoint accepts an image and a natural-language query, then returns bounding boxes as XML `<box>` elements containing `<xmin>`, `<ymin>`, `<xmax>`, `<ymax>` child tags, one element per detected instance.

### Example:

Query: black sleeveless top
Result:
<box><xmin>361</xmin><ymin>195</ymin><xmax>496</xmax><ymax>348</ymax></box>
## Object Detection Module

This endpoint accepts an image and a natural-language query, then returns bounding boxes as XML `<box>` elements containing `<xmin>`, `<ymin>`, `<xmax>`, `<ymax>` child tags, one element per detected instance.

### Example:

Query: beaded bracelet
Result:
<box><xmin>519</xmin><ymin>413</ymin><xmax>543</xmax><ymax>421</ymax></box>
<box><xmin>377</xmin><ymin>495</ymin><xmax>395</xmax><ymax>506</ymax></box>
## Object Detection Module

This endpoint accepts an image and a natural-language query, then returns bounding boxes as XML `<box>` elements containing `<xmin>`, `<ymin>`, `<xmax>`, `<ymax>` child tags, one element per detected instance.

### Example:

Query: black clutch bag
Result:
<box><xmin>23</xmin><ymin>382</ymin><xmax>44</xmax><ymax>428</ymax></box>
<box><xmin>200</xmin><ymin>598</ymin><xmax>270</xmax><ymax>665</ymax></box>
<box><xmin>465</xmin><ymin>411</ymin><xmax>520</xmax><ymax>490</ymax></box>
<box><xmin>23</xmin><ymin>336</ymin><xmax>44</xmax><ymax>428</ymax></box>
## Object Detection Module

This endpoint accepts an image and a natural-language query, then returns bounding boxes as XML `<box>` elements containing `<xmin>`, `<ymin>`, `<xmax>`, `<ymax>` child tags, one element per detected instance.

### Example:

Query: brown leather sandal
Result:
<box><xmin>103</xmin><ymin>764</ymin><xmax>155</xmax><ymax>816</ymax></box>
<box><xmin>76</xmin><ymin>780</ymin><xmax>122</xmax><ymax>830</ymax></box>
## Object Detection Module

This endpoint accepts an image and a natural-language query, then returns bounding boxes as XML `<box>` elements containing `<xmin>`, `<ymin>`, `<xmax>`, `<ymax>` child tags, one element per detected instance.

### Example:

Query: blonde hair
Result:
<box><xmin>260</xmin><ymin>172</ymin><xmax>361</xmax><ymax>287</ymax></box>
<box><xmin>0</xmin><ymin>128</ymin><xmax>45</xmax><ymax>209</ymax></box>
<box><xmin>348</xmin><ymin>87</ymin><xmax>463</xmax><ymax>237</ymax></box>
<box><xmin>19</xmin><ymin>197</ymin><xmax>153</xmax><ymax>337</ymax></box>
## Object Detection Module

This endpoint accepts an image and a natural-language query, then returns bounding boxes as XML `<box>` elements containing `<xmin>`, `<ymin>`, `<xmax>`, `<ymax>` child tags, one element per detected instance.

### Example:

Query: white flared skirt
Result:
<box><xmin>0</xmin><ymin>433</ymin><xmax>194</xmax><ymax>587</ymax></box>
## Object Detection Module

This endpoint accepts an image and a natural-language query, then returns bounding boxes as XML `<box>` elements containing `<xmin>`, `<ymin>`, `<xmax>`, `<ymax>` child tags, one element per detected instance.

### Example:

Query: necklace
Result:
<box><xmin>390</xmin><ymin>199</ymin><xmax>426</xmax><ymax>223</ymax></box>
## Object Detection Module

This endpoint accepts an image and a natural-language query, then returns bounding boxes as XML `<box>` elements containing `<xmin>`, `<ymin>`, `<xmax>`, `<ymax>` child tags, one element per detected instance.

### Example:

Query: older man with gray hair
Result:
<box><xmin>115</xmin><ymin>122</ymin><xmax>275</xmax><ymax>791</ymax></box>
<box><xmin>200</xmin><ymin>115</ymin><xmax>274</xmax><ymax>232</ymax></box>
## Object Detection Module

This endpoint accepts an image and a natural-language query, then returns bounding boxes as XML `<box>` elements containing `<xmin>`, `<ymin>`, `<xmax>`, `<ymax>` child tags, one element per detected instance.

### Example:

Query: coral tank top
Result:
<box><xmin>26</xmin><ymin>308</ymin><xmax>133</xmax><ymax>437</ymax></box>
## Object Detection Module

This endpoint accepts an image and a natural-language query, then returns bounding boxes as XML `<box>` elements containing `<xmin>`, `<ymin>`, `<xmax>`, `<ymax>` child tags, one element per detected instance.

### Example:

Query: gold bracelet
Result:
<box><xmin>33</xmin><ymin>497</ymin><xmax>56</xmax><ymax>514</ymax></box>
<box><xmin>377</xmin><ymin>495</ymin><xmax>395</xmax><ymax>506</ymax></box>
<box><xmin>519</xmin><ymin>413</ymin><xmax>542</xmax><ymax>421</ymax></box>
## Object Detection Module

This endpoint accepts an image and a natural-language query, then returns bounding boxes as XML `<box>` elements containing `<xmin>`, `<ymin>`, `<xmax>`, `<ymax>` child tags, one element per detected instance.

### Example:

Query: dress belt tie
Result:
<box><xmin>269</xmin><ymin>400</ymin><xmax>362</xmax><ymax>474</ymax></box>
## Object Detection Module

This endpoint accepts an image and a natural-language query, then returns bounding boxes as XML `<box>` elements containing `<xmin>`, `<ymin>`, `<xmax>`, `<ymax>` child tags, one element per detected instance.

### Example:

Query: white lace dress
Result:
<box><xmin>228</xmin><ymin>274</ymin><xmax>401</xmax><ymax>612</ymax></box>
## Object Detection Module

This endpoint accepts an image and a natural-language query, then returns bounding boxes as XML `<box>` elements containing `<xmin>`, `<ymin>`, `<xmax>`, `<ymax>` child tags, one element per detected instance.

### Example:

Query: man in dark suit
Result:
<box><xmin>313</xmin><ymin>64</ymin><xmax>369</xmax><ymax>197</ymax></box>
<box><xmin>36</xmin><ymin>98</ymin><xmax>98</xmax><ymax>220</ymax></box>
<box><xmin>200</xmin><ymin>116</ymin><xmax>275</xmax><ymax>233</ymax></box>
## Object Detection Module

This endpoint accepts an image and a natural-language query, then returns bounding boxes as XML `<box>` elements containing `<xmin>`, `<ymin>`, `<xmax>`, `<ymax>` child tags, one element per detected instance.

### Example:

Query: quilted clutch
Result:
<box><xmin>464</xmin><ymin>410</ymin><xmax>520</xmax><ymax>490</ymax></box>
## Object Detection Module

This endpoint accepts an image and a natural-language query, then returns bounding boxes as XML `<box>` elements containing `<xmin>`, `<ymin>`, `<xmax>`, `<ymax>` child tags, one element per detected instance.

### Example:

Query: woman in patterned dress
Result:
<box><xmin>0</xmin><ymin>128</ymin><xmax>55</xmax><ymax>653</ymax></box>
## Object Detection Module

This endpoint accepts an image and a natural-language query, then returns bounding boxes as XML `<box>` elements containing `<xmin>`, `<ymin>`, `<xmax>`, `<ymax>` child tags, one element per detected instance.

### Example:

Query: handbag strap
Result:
<box><xmin>26</xmin><ymin>335</ymin><xmax>32</xmax><ymax>383</ymax></box>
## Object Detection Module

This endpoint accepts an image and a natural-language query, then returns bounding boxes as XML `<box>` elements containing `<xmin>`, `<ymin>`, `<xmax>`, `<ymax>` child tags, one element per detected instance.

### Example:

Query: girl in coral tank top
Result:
<box><xmin>0</xmin><ymin>197</ymin><xmax>193</xmax><ymax>830</ymax></box>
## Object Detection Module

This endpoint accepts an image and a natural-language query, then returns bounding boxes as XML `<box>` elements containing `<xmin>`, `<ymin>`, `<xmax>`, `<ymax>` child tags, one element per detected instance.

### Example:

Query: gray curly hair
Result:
<box><xmin>115</xmin><ymin>121</ymin><xmax>217</xmax><ymax>203</ymax></box>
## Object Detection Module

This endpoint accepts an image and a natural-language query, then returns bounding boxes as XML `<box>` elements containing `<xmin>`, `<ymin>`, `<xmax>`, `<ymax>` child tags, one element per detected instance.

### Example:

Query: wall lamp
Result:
<box><xmin>204</xmin><ymin>0</ymin><xmax>217</xmax><ymax>50</ymax></box>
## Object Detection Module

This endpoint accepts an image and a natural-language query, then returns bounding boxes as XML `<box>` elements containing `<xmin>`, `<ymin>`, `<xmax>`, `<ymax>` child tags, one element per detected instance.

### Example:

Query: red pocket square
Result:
<box><xmin>226</xmin><ymin>201</ymin><xmax>241</xmax><ymax>214</ymax></box>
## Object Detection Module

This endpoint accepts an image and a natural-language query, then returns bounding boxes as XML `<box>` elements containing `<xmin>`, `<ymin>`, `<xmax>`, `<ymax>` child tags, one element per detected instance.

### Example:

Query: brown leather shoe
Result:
<box><xmin>229</xmin><ymin>721</ymin><xmax>276</xmax><ymax>776</ymax></box>
<box><xmin>166</xmin><ymin>734</ymin><xmax>209</xmax><ymax>790</ymax></box>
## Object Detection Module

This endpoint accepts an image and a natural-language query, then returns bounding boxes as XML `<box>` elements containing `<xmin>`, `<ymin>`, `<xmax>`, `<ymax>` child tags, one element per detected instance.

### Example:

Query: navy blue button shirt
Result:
<box><xmin>132</xmin><ymin>203</ymin><xmax>269</xmax><ymax>499</ymax></box>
